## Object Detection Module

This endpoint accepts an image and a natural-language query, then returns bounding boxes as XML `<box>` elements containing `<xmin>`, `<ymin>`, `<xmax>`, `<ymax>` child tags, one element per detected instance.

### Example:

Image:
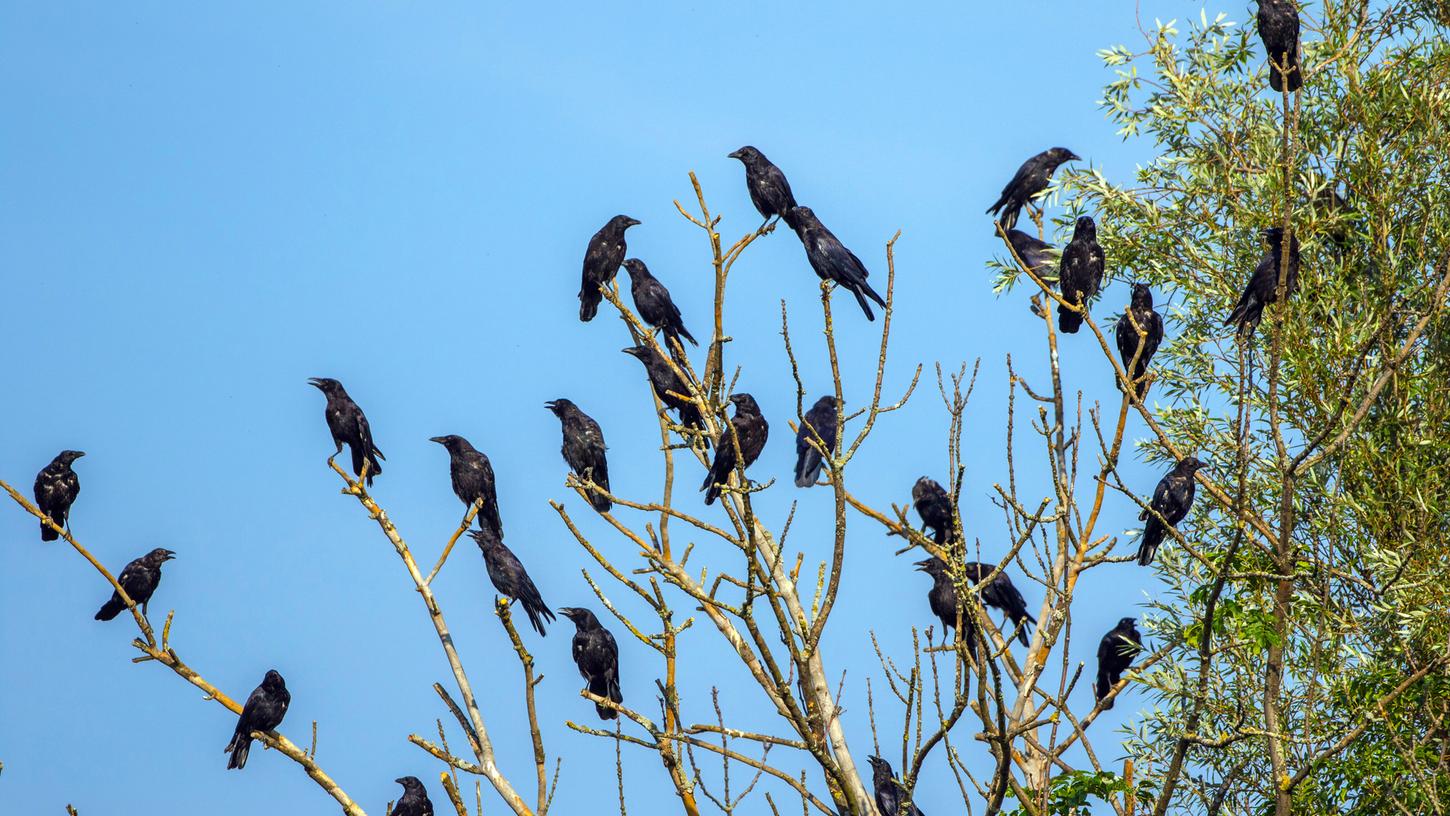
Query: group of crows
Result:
<box><xmin>24</xmin><ymin>3</ymin><xmax>1306</xmax><ymax>811</ymax></box>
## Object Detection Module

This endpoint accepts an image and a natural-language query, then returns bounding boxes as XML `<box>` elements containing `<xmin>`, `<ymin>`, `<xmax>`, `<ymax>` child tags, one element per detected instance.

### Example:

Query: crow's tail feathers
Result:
<box><xmin>95</xmin><ymin>597</ymin><xmax>124</xmax><ymax>621</ymax></box>
<box><xmin>1058</xmin><ymin>304</ymin><xmax>1084</xmax><ymax>334</ymax></box>
<box><xmin>225</xmin><ymin>731</ymin><xmax>251</xmax><ymax>770</ymax></box>
<box><xmin>795</xmin><ymin>450</ymin><xmax>823</xmax><ymax>488</ymax></box>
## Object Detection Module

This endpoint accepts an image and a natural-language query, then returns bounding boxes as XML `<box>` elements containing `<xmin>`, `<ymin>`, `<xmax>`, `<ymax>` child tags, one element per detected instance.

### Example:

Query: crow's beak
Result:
<box><xmin>727</xmin><ymin>149</ymin><xmax>742</xmax><ymax>159</ymax></box>
<box><xmin>162</xmin><ymin>550</ymin><xmax>177</xmax><ymax>561</ymax></box>
<box><xmin>626</xmin><ymin>217</ymin><xmax>641</xmax><ymax>227</ymax></box>
<box><xmin>557</xmin><ymin>607</ymin><xmax>576</xmax><ymax>617</ymax></box>
<box><xmin>1068</xmin><ymin>151</ymin><xmax>1082</xmax><ymax>161</ymax></box>
<box><xmin>394</xmin><ymin>777</ymin><xmax>405</xmax><ymax>785</ymax></box>
<box><xmin>73</xmin><ymin>451</ymin><xmax>86</xmax><ymax>459</ymax></box>
<box><xmin>306</xmin><ymin>378</ymin><xmax>323</xmax><ymax>389</ymax></box>
<box><xmin>428</xmin><ymin>436</ymin><xmax>447</xmax><ymax>445</ymax></box>
<box><xmin>544</xmin><ymin>401</ymin><xmax>558</xmax><ymax>411</ymax></box>
<box><xmin>913</xmin><ymin>559</ymin><xmax>932</xmax><ymax>571</ymax></box>
<box><xmin>621</xmin><ymin>347</ymin><xmax>640</xmax><ymax>357</ymax></box>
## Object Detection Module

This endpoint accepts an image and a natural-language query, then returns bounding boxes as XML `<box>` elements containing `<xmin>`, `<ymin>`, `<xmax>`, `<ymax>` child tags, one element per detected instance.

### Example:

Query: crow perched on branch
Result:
<box><xmin>1115</xmin><ymin>283</ymin><xmax>1164</xmax><ymax>398</ymax></box>
<box><xmin>962</xmin><ymin>562</ymin><xmax>1037</xmax><ymax>646</ymax></box>
<box><xmin>794</xmin><ymin>395</ymin><xmax>840</xmax><ymax>488</ymax></box>
<box><xmin>986</xmin><ymin>147</ymin><xmax>1080</xmax><ymax>229</ymax></box>
<box><xmin>225</xmin><ymin>669</ymin><xmax>290</xmax><ymax>770</ymax></box>
<box><xmin>560</xmin><ymin>607</ymin><xmax>622</xmax><ymax>720</ymax></box>
<box><xmin>389</xmin><ymin>776</ymin><xmax>434</xmax><ymax>816</ymax></box>
<box><xmin>545</xmin><ymin>399</ymin><xmax>611</xmax><ymax>513</ymax></box>
<box><xmin>470</xmin><ymin>527</ymin><xmax>554</xmax><ymax>636</ymax></box>
<box><xmin>782</xmin><ymin>205</ymin><xmax>887</xmax><ymax>321</ymax></box>
<box><xmin>915</xmin><ymin>558</ymin><xmax>976</xmax><ymax>650</ymax></box>
<box><xmin>429</xmin><ymin>435</ymin><xmax>503</xmax><ymax>537</ymax></box>
<box><xmin>912</xmin><ymin>477</ymin><xmax>954</xmax><ymax>544</ymax></box>
<box><xmin>868</xmin><ymin>755</ymin><xmax>925</xmax><ymax>816</ymax></box>
<box><xmin>95</xmin><ymin>548</ymin><xmax>175</xmax><ymax>620</ymax></box>
<box><xmin>1138</xmin><ymin>457</ymin><xmax>1207</xmax><ymax>566</ymax></box>
<box><xmin>1095</xmin><ymin>617</ymin><xmax>1143</xmax><ymax>709</ymax></box>
<box><xmin>33</xmin><ymin>449</ymin><xmax>83</xmax><ymax>541</ymax></box>
<box><xmin>622</xmin><ymin>345</ymin><xmax>708</xmax><ymax>435</ymax></box>
<box><xmin>1004</xmin><ymin>229</ymin><xmax>1058</xmax><ymax>280</ymax></box>
<box><xmin>622</xmin><ymin>258</ymin><xmax>697</xmax><ymax>348</ymax></box>
<box><xmin>702</xmin><ymin>394</ymin><xmax>769</xmax><ymax>505</ymax></box>
<box><xmin>1225</xmin><ymin>227</ymin><xmax>1300</xmax><ymax>337</ymax></box>
<box><xmin>727</xmin><ymin>145</ymin><xmax>798</xmax><ymax>222</ymax></box>
<box><xmin>1058</xmin><ymin>215</ymin><xmax>1104</xmax><ymax>333</ymax></box>
<box><xmin>308</xmin><ymin>378</ymin><xmax>385</xmax><ymax>485</ymax></box>
<box><xmin>1257</xmin><ymin>0</ymin><xmax>1302</xmax><ymax>93</ymax></box>
<box><xmin>579</xmin><ymin>215</ymin><xmax>639</xmax><ymax>322</ymax></box>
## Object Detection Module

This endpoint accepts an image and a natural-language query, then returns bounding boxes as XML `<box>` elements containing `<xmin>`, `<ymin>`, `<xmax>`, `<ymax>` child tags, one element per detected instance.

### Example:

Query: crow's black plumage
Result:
<box><xmin>782</xmin><ymin>206</ymin><xmax>887</xmax><ymax>321</ymax></box>
<box><xmin>962</xmin><ymin>562</ymin><xmax>1037</xmax><ymax>646</ymax></box>
<box><xmin>33</xmin><ymin>450</ymin><xmax>83</xmax><ymax>541</ymax></box>
<box><xmin>986</xmin><ymin>147</ymin><xmax>1080</xmax><ymax>229</ymax></box>
<box><xmin>702</xmin><ymin>394</ymin><xmax>769</xmax><ymax>505</ymax></box>
<box><xmin>429</xmin><ymin>435</ymin><xmax>503</xmax><ymax>537</ymax></box>
<box><xmin>579</xmin><ymin>215</ymin><xmax>640</xmax><ymax>322</ymax></box>
<box><xmin>868</xmin><ymin>755</ymin><xmax>925</xmax><ymax>816</ymax></box>
<box><xmin>1257</xmin><ymin>0</ymin><xmax>1302</xmax><ymax>93</ymax></box>
<box><xmin>1225</xmin><ymin>227</ymin><xmax>1300</xmax><ymax>337</ymax></box>
<box><xmin>1004</xmin><ymin>229</ymin><xmax>1059</xmax><ymax>280</ymax></box>
<box><xmin>912</xmin><ymin>477</ymin><xmax>954</xmax><ymax>544</ymax></box>
<box><xmin>622</xmin><ymin>258</ymin><xmax>697</xmax><ymax>349</ymax></box>
<box><xmin>1058</xmin><ymin>216</ymin><xmax>1105</xmax><ymax>333</ymax></box>
<box><xmin>470</xmin><ymin>527</ymin><xmax>554</xmax><ymax>636</ymax></box>
<box><xmin>389</xmin><ymin>776</ymin><xmax>434</xmax><ymax>816</ymax></box>
<box><xmin>915</xmin><ymin>559</ymin><xmax>976</xmax><ymax>650</ymax></box>
<box><xmin>225</xmin><ymin>669</ymin><xmax>290</xmax><ymax>770</ymax></box>
<box><xmin>727</xmin><ymin>146</ymin><xmax>798</xmax><ymax>222</ymax></box>
<box><xmin>794</xmin><ymin>395</ymin><xmax>840</xmax><ymax>488</ymax></box>
<box><xmin>1115</xmin><ymin>283</ymin><xmax>1164</xmax><ymax>398</ymax></box>
<box><xmin>1138</xmin><ymin>457</ymin><xmax>1206</xmax><ymax>566</ymax></box>
<box><xmin>622</xmin><ymin>345</ymin><xmax>708</xmax><ymax>435</ymax></box>
<box><xmin>308</xmin><ymin>378</ymin><xmax>385</xmax><ymax>485</ymax></box>
<box><xmin>1095</xmin><ymin>617</ymin><xmax>1143</xmax><ymax>709</ymax></box>
<box><xmin>560</xmin><ymin>607</ymin><xmax>622</xmax><ymax>720</ymax></box>
<box><xmin>545</xmin><ymin>399</ymin><xmax>611</xmax><ymax>512</ymax></box>
<box><xmin>95</xmin><ymin>548</ymin><xmax>175</xmax><ymax>621</ymax></box>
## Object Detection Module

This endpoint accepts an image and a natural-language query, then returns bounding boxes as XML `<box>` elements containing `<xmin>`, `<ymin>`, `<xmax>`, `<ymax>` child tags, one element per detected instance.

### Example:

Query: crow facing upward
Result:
<box><xmin>1116</xmin><ymin>283</ymin><xmax>1165</xmax><ymax>399</ymax></box>
<box><xmin>469</xmin><ymin>527</ymin><xmax>554</xmax><ymax>636</ymax></box>
<box><xmin>782</xmin><ymin>206</ymin><xmax>887</xmax><ymax>321</ymax></box>
<box><xmin>1095</xmin><ymin>617</ymin><xmax>1143</xmax><ymax>709</ymax></box>
<box><xmin>308</xmin><ymin>378</ymin><xmax>385</xmax><ymax>485</ymax></box>
<box><xmin>95</xmin><ymin>548</ymin><xmax>175</xmax><ymax>620</ymax></box>
<box><xmin>1257</xmin><ymin>0</ymin><xmax>1302</xmax><ymax>93</ymax></box>
<box><xmin>389</xmin><ymin>776</ymin><xmax>434</xmax><ymax>816</ymax></box>
<box><xmin>622</xmin><ymin>345</ymin><xmax>708</xmax><ymax>436</ymax></box>
<box><xmin>727</xmin><ymin>146</ymin><xmax>798</xmax><ymax>222</ymax></box>
<box><xmin>868</xmin><ymin>755</ymin><xmax>926</xmax><ymax>816</ymax></box>
<box><xmin>1058</xmin><ymin>215</ymin><xmax>1105</xmax><ymax>333</ymax></box>
<box><xmin>560</xmin><ymin>607</ymin><xmax>622</xmax><ymax>720</ymax></box>
<box><xmin>1138</xmin><ymin>457</ymin><xmax>1207</xmax><ymax>566</ymax></box>
<box><xmin>794</xmin><ymin>395</ymin><xmax>840</xmax><ymax>488</ymax></box>
<box><xmin>545</xmin><ymin>399</ymin><xmax>611</xmax><ymax>513</ymax></box>
<box><xmin>702</xmin><ymin>394</ymin><xmax>769</xmax><ymax>505</ymax></box>
<box><xmin>986</xmin><ymin>147</ymin><xmax>1080</xmax><ymax>229</ymax></box>
<box><xmin>225</xmin><ymin>669</ymin><xmax>290</xmax><ymax>770</ymax></box>
<box><xmin>912</xmin><ymin>477</ymin><xmax>954</xmax><ymax>544</ymax></box>
<box><xmin>962</xmin><ymin>562</ymin><xmax>1037</xmax><ymax>647</ymax></box>
<box><xmin>579</xmin><ymin>215</ymin><xmax>640</xmax><ymax>322</ymax></box>
<box><xmin>622</xmin><ymin>258</ymin><xmax>698</xmax><ymax>349</ymax></box>
<box><xmin>1225</xmin><ymin>227</ymin><xmax>1300</xmax><ymax>337</ymax></box>
<box><xmin>430</xmin><ymin>435</ymin><xmax>503</xmax><ymax>537</ymax></box>
<box><xmin>34</xmin><ymin>449</ymin><xmax>83</xmax><ymax>541</ymax></box>
<box><xmin>915</xmin><ymin>558</ymin><xmax>976</xmax><ymax>650</ymax></box>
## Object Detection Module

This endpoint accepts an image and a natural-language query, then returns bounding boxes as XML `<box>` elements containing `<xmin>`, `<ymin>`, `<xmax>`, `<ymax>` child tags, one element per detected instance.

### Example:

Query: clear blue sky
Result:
<box><xmin>1</xmin><ymin>2</ymin><xmax>1202</xmax><ymax>813</ymax></box>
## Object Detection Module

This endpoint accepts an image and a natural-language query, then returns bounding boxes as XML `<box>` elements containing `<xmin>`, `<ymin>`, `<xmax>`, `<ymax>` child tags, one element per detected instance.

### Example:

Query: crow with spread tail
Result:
<box><xmin>1116</xmin><ymin>283</ymin><xmax>1164</xmax><ymax>398</ymax></box>
<box><xmin>95</xmin><ymin>548</ymin><xmax>175</xmax><ymax>620</ymax></box>
<box><xmin>579</xmin><ymin>215</ymin><xmax>639</xmax><ymax>322</ymax></box>
<box><xmin>560</xmin><ymin>607</ymin><xmax>622</xmax><ymax>720</ymax></box>
<box><xmin>545</xmin><ymin>399</ymin><xmax>611</xmax><ymax>512</ymax></box>
<box><xmin>782</xmin><ymin>206</ymin><xmax>887</xmax><ymax>320</ymax></box>
<box><xmin>225</xmin><ymin>669</ymin><xmax>290</xmax><ymax>770</ymax></box>
<box><xmin>470</xmin><ymin>527</ymin><xmax>554</xmax><ymax>636</ymax></box>
<box><xmin>794</xmin><ymin>395</ymin><xmax>839</xmax><ymax>488</ymax></box>
<box><xmin>987</xmin><ymin>147</ymin><xmax>1080</xmax><ymax>229</ymax></box>
<box><xmin>308</xmin><ymin>378</ymin><xmax>385</xmax><ymax>485</ymax></box>
<box><xmin>702</xmin><ymin>394</ymin><xmax>769</xmax><ymax>505</ymax></box>
<box><xmin>1095</xmin><ymin>617</ymin><xmax>1143</xmax><ymax>709</ymax></box>
<box><xmin>1058</xmin><ymin>215</ymin><xmax>1104</xmax><ymax>333</ymax></box>
<box><xmin>622</xmin><ymin>259</ymin><xmax>697</xmax><ymax>348</ymax></box>
<box><xmin>34</xmin><ymin>450</ymin><xmax>83</xmax><ymax>541</ymax></box>
<box><xmin>728</xmin><ymin>146</ymin><xmax>798</xmax><ymax>222</ymax></box>
<box><xmin>1138</xmin><ymin>457</ymin><xmax>1206</xmax><ymax>565</ymax></box>
<box><xmin>429</xmin><ymin>435</ymin><xmax>503</xmax><ymax>536</ymax></box>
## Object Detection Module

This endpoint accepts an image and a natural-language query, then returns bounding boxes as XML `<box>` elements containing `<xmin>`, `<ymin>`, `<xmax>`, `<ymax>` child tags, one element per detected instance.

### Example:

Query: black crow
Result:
<box><xmin>868</xmin><ymin>755</ymin><xmax>925</xmax><ymax>816</ymax></box>
<box><xmin>308</xmin><ymin>378</ymin><xmax>385</xmax><ymax>485</ymax></box>
<box><xmin>986</xmin><ymin>147</ymin><xmax>1080</xmax><ymax>229</ymax></box>
<box><xmin>469</xmin><ymin>527</ymin><xmax>554</xmax><ymax>636</ymax></box>
<box><xmin>559</xmin><ymin>607</ymin><xmax>622</xmax><ymax>720</ymax></box>
<box><xmin>579</xmin><ymin>215</ymin><xmax>640</xmax><ymax>322</ymax></box>
<box><xmin>701</xmin><ymin>394</ymin><xmax>769</xmax><ymax>505</ymax></box>
<box><xmin>225</xmin><ymin>669</ymin><xmax>290</xmax><ymax>770</ymax></box>
<box><xmin>781</xmin><ymin>206</ymin><xmax>887</xmax><ymax>321</ymax></box>
<box><xmin>915</xmin><ymin>558</ymin><xmax>975</xmax><ymax>650</ymax></box>
<box><xmin>389</xmin><ymin>776</ymin><xmax>434</xmax><ymax>816</ymax></box>
<box><xmin>912</xmin><ymin>477</ymin><xmax>954</xmax><ymax>544</ymax></box>
<box><xmin>1257</xmin><ymin>0</ymin><xmax>1302</xmax><ymax>93</ymax></box>
<box><xmin>545</xmin><ymin>399</ymin><xmax>611</xmax><ymax>512</ymax></box>
<box><xmin>1138</xmin><ymin>457</ymin><xmax>1206</xmax><ymax>565</ymax></box>
<box><xmin>622</xmin><ymin>344</ymin><xmax>708</xmax><ymax>435</ymax></box>
<box><xmin>429</xmin><ymin>435</ymin><xmax>503</xmax><ymax>537</ymax></box>
<box><xmin>34</xmin><ymin>450</ymin><xmax>83</xmax><ymax>541</ymax></box>
<box><xmin>622</xmin><ymin>258</ymin><xmax>697</xmax><ymax>348</ymax></box>
<box><xmin>1115</xmin><ymin>283</ymin><xmax>1164</xmax><ymax>398</ymax></box>
<box><xmin>1225</xmin><ymin>227</ymin><xmax>1300</xmax><ymax>336</ymax></box>
<box><xmin>962</xmin><ymin>562</ymin><xmax>1037</xmax><ymax>646</ymax></box>
<box><xmin>727</xmin><ymin>146</ymin><xmax>798</xmax><ymax>222</ymax></box>
<box><xmin>794</xmin><ymin>395</ymin><xmax>840</xmax><ymax>488</ymax></box>
<box><xmin>1004</xmin><ymin>229</ymin><xmax>1059</xmax><ymax>280</ymax></box>
<box><xmin>1095</xmin><ymin>617</ymin><xmax>1143</xmax><ymax>709</ymax></box>
<box><xmin>95</xmin><ymin>548</ymin><xmax>175</xmax><ymax>620</ymax></box>
<box><xmin>1058</xmin><ymin>216</ymin><xmax>1105</xmax><ymax>333</ymax></box>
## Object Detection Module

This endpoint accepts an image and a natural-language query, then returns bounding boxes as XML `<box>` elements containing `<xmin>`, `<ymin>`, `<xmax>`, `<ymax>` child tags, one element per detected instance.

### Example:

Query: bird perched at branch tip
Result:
<box><xmin>470</xmin><ymin>526</ymin><xmax>554</xmax><ymax>636</ymax></box>
<box><xmin>986</xmin><ymin>147</ymin><xmax>1080</xmax><ymax>229</ymax></box>
<box><xmin>308</xmin><ymin>378</ymin><xmax>385</xmax><ymax>485</ymax></box>
<box><xmin>1257</xmin><ymin>0</ymin><xmax>1302</xmax><ymax>93</ymax></box>
<box><xmin>728</xmin><ymin>145</ymin><xmax>798</xmax><ymax>223</ymax></box>
<box><xmin>782</xmin><ymin>205</ymin><xmax>887</xmax><ymax>321</ymax></box>
<box><xmin>429</xmin><ymin>434</ymin><xmax>503</xmax><ymax>537</ymax></box>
